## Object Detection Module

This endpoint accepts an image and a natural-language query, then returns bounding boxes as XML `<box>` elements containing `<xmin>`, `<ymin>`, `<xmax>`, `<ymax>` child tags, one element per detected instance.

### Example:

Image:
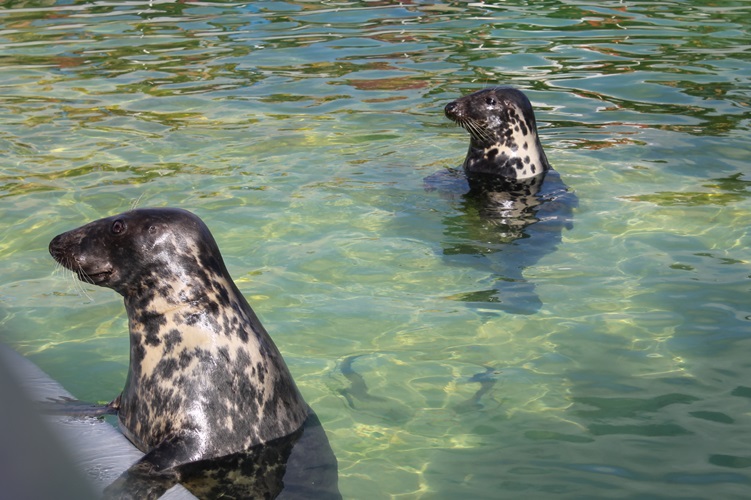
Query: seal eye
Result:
<box><xmin>111</xmin><ymin>220</ymin><xmax>126</xmax><ymax>235</ymax></box>
<box><xmin>485</xmin><ymin>97</ymin><xmax>497</xmax><ymax>106</ymax></box>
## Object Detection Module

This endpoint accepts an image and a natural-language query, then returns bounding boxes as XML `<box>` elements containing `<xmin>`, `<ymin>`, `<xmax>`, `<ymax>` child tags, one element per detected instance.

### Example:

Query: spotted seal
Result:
<box><xmin>432</xmin><ymin>86</ymin><xmax>576</xmax><ymax>315</ymax></box>
<box><xmin>48</xmin><ymin>208</ymin><xmax>339</xmax><ymax>498</ymax></box>
<box><xmin>444</xmin><ymin>86</ymin><xmax>550</xmax><ymax>186</ymax></box>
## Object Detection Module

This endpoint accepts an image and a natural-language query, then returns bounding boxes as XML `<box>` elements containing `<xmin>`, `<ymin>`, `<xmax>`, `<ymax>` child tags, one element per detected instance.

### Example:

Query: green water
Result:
<box><xmin>1</xmin><ymin>1</ymin><xmax>750</xmax><ymax>498</ymax></box>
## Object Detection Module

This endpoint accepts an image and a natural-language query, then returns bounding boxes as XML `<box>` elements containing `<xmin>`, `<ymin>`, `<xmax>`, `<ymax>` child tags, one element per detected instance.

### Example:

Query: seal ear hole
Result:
<box><xmin>485</xmin><ymin>97</ymin><xmax>497</xmax><ymax>106</ymax></box>
<box><xmin>148</xmin><ymin>225</ymin><xmax>157</xmax><ymax>234</ymax></box>
<box><xmin>111</xmin><ymin>220</ymin><xmax>126</xmax><ymax>235</ymax></box>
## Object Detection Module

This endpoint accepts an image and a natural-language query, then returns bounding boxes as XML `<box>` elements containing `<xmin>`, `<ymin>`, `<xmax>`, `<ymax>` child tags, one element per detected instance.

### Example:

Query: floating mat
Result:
<box><xmin>0</xmin><ymin>343</ymin><xmax>195</xmax><ymax>499</ymax></box>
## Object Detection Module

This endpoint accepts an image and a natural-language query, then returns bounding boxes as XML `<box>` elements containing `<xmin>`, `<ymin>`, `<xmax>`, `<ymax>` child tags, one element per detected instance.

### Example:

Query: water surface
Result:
<box><xmin>1</xmin><ymin>1</ymin><xmax>750</xmax><ymax>498</ymax></box>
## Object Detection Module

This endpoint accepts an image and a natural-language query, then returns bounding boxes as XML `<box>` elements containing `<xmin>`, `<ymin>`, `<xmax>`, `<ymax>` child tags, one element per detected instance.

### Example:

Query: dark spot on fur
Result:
<box><xmin>217</xmin><ymin>285</ymin><xmax>231</xmax><ymax>307</ymax></box>
<box><xmin>486</xmin><ymin>148</ymin><xmax>498</xmax><ymax>160</ymax></box>
<box><xmin>235</xmin><ymin>349</ymin><xmax>251</xmax><ymax>371</ymax></box>
<box><xmin>179</xmin><ymin>349</ymin><xmax>194</xmax><ymax>369</ymax></box>
<box><xmin>217</xmin><ymin>346</ymin><xmax>231</xmax><ymax>363</ymax></box>
<box><xmin>133</xmin><ymin>310</ymin><xmax>166</xmax><ymax>346</ymax></box>
<box><xmin>132</xmin><ymin>339</ymin><xmax>146</xmax><ymax>370</ymax></box>
<box><xmin>164</xmin><ymin>329</ymin><xmax>183</xmax><ymax>353</ymax></box>
<box><xmin>256</xmin><ymin>362</ymin><xmax>267</xmax><ymax>385</ymax></box>
<box><xmin>207</xmin><ymin>300</ymin><xmax>219</xmax><ymax>316</ymax></box>
<box><xmin>157</xmin><ymin>357</ymin><xmax>179</xmax><ymax>379</ymax></box>
<box><xmin>237</xmin><ymin>325</ymin><xmax>249</xmax><ymax>343</ymax></box>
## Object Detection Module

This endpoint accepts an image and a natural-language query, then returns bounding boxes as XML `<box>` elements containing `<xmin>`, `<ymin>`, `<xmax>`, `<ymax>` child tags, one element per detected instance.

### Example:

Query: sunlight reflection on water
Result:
<box><xmin>1</xmin><ymin>1</ymin><xmax>750</xmax><ymax>498</ymax></box>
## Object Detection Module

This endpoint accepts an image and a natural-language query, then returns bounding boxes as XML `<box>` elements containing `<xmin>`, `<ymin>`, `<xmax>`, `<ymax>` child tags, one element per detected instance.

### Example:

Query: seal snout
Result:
<box><xmin>444</xmin><ymin>100</ymin><xmax>460</xmax><ymax>121</ymax></box>
<box><xmin>48</xmin><ymin>233</ymin><xmax>68</xmax><ymax>265</ymax></box>
<box><xmin>48</xmin><ymin>230</ymin><xmax>114</xmax><ymax>285</ymax></box>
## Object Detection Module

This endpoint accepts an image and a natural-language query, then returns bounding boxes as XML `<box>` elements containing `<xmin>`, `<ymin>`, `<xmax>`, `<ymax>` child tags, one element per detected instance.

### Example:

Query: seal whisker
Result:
<box><xmin>53</xmin><ymin>262</ymin><xmax>93</xmax><ymax>302</ymax></box>
<box><xmin>74</xmin><ymin>273</ymin><xmax>94</xmax><ymax>302</ymax></box>
<box><xmin>54</xmin><ymin>254</ymin><xmax>93</xmax><ymax>300</ymax></box>
<box><xmin>463</xmin><ymin>118</ymin><xmax>493</xmax><ymax>145</ymax></box>
<box><xmin>472</xmin><ymin>119</ymin><xmax>494</xmax><ymax>144</ymax></box>
<box><xmin>74</xmin><ymin>262</ymin><xmax>95</xmax><ymax>286</ymax></box>
<box><xmin>68</xmin><ymin>264</ymin><xmax>94</xmax><ymax>301</ymax></box>
<box><xmin>130</xmin><ymin>193</ymin><xmax>145</xmax><ymax>211</ymax></box>
<box><xmin>468</xmin><ymin>120</ymin><xmax>490</xmax><ymax>143</ymax></box>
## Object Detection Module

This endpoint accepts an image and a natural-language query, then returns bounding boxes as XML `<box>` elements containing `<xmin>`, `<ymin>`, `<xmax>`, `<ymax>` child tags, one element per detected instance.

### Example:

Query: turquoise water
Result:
<box><xmin>1</xmin><ymin>1</ymin><xmax>750</xmax><ymax>498</ymax></box>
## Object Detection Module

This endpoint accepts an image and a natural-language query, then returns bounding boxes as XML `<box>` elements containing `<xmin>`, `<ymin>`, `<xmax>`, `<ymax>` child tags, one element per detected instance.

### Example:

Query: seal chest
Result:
<box><xmin>444</xmin><ymin>86</ymin><xmax>551</xmax><ymax>182</ymax></box>
<box><xmin>49</xmin><ymin>208</ymin><xmax>309</xmax><ymax>471</ymax></box>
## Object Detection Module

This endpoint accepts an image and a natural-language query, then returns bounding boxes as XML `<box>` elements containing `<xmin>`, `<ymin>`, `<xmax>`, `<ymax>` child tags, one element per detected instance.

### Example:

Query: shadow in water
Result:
<box><xmin>336</xmin><ymin>354</ymin><xmax>414</xmax><ymax>426</ymax></box>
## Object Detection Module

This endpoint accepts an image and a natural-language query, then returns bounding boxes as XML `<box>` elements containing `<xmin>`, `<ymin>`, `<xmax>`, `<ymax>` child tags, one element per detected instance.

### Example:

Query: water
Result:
<box><xmin>1</xmin><ymin>1</ymin><xmax>750</xmax><ymax>498</ymax></box>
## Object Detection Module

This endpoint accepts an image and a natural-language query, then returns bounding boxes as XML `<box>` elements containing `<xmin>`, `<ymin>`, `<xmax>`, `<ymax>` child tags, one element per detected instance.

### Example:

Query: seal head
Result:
<box><xmin>49</xmin><ymin>208</ymin><xmax>309</xmax><ymax>473</ymax></box>
<box><xmin>444</xmin><ymin>86</ymin><xmax>551</xmax><ymax>184</ymax></box>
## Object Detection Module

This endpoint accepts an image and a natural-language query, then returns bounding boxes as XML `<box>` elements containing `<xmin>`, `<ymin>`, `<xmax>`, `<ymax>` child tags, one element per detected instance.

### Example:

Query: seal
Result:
<box><xmin>48</xmin><ymin>208</ymin><xmax>340</xmax><ymax>498</ymax></box>
<box><xmin>444</xmin><ymin>86</ymin><xmax>551</xmax><ymax>185</ymax></box>
<box><xmin>432</xmin><ymin>86</ymin><xmax>575</xmax><ymax>315</ymax></box>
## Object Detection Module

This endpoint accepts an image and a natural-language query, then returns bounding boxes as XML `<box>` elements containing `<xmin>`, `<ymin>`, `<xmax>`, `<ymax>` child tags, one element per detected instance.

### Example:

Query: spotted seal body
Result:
<box><xmin>49</xmin><ymin>208</ymin><xmax>336</xmax><ymax>497</ymax></box>
<box><xmin>444</xmin><ymin>86</ymin><xmax>550</xmax><ymax>185</ymax></box>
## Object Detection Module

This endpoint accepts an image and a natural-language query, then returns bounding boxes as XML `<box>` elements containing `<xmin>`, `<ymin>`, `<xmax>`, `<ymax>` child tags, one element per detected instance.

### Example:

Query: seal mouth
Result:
<box><xmin>54</xmin><ymin>256</ymin><xmax>113</xmax><ymax>285</ymax></box>
<box><xmin>77</xmin><ymin>268</ymin><xmax>113</xmax><ymax>285</ymax></box>
<box><xmin>49</xmin><ymin>241</ymin><xmax>113</xmax><ymax>286</ymax></box>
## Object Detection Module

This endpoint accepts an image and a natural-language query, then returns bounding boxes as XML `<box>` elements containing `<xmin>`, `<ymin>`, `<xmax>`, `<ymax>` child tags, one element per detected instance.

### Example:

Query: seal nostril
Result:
<box><xmin>444</xmin><ymin>102</ymin><xmax>457</xmax><ymax>118</ymax></box>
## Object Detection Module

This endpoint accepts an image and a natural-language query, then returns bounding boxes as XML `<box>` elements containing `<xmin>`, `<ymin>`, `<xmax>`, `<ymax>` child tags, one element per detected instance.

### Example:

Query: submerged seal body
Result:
<box><xmin>444</xmin><ymin>86</ymin><xmax>551</xmax><ymax>185</ymax></box>
<box><xmin>49</xmin><ymin>208</ymin><xmax>338</xmax><ymax>498</ymax></box>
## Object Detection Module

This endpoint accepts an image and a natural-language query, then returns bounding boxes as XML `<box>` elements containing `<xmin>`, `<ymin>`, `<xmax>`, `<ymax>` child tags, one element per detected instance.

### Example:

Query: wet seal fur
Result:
<box><xmin>49</xmin><ymin>208</ymin><xmax>340</xmax><ymax>499</ymax></box>
<box><xmin>429</xmin><ymin>86</ymin><xmax>576</xmax><ymax>314</ymax></box>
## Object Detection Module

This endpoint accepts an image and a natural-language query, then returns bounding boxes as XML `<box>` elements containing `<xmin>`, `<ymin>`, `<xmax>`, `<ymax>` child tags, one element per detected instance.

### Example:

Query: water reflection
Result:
<box><xmin>105</xmin><ymin>413</ymin><xmax>340</xmax><ymax>499</ymax></box>
<box><xmin>2</xmin><ymin>1</ymin><xmax>751</xmax><ymax>498</ymax></box>
<box><xmin>429</xmin><ymin>167</ymin><xmax>575</xmax><ymax>315</ymax></box>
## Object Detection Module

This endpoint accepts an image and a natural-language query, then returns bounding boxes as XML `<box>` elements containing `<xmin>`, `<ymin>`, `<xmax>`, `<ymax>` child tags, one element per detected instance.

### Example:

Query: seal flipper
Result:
<box><xmin>103</xmin><ymin>433</ymin><xmax>197</xmax><ymax>499</ymax></box>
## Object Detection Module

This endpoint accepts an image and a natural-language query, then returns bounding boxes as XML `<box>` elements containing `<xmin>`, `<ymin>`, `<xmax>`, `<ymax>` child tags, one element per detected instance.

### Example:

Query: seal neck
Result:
<box><xmin>464</xmin><ymin>139</ymin><xmax>550</xmax><ymax>180</ymax></box>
